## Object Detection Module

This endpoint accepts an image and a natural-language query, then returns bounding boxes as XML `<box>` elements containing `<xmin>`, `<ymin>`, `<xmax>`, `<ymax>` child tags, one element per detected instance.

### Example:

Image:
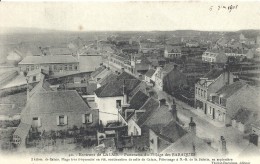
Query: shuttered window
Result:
<box><xmin>56</xmin><ymin>115</ymin><xmax>68</xmax><ymax>125</ymax></box>
<box><xmin>82</xmin><ymin>113</ymin><xmax>93</xmax><ymax>124</ymax></box>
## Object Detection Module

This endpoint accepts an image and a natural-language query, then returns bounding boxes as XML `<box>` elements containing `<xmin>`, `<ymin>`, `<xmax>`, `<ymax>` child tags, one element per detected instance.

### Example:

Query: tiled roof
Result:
<box><xmin>28</xmin><ymin>78</ymin><xmax>53</xmax><ymax>98</ymax></box>
<box><xmin>19</xmin><ymin>55</ymin><xmax>78</xmax><ymax>65</ymax></box>
<box><xmin>128</xmin><ymin>91</ymin><xmax>149</xmax><ymax>110</ymax></box>
<box><xmin>117</xmin><ymin>71</ymin><xmax>137</xmax><ymax>80</ymax></box>
<box><xmin>166</xmin><ymin>45</ymin><xmax>181</xmax><ymax>53</ymax></box>
<box><xmin>13</xmin><ymin>123</ymin><xmax>31</xmax><ymax>142</ymax></box>
<box><xmin>142</xmin><ymin>105</ymin><xmax>174</xmax><ymax>127</ymax></box>
<box><xmin>162</xmin><ymin>63</ymin><xmax>175</xmax><ymax>74</ymax></box>
<box><xmin>203</xmin><ymin>69</ymin><xmax>224</xmax><ymax>80</ymax></box>
<box><xmin>136</xmin><ymin>98</ymin><xmax>160</xmax><ymax>126</ymax></box>
<box><xmin>94</xmin><ymin>79</ymin><xmax>141</xmax><ymax>98</ymax></box>
<box><xmin>21</xmin><ymin>90</ymin><xmax>91</xmax><ymax>122</ymax></box>
<box><xmin>86</xmin><ymin>83</ymin><xmax>98</xmax><ymax>95</ymax></box>
<box><xmin>145</xmin><ymin>69</ymin><xmax>156</xmax><ymax>78</ymax></box>
<box><xmin>98</xmin><ymin>73</ymin><xmax>117</xmax><ymax>86</ymax></box>
<box><xmin>163</xmin><ymin>69</ymin><xmax>187</xmax><ymax>91</ymax></box>
<box><xmin>216</xmin><ymin>81</ymin><xmax>246</xmax><ymax>99</ymax></box>
<box><xmin>150</xmin><ymin>121</ymin><xmax>187</xmax><ymax>143</ymax></box>
<box><xmin>161</xmin><ymin>133</ymin><xmax>218</xmax><ymax>156</ymax></box>
<box><xmin>91</xmin><ymin>67</ymin><xmax>106</xmax><ymax>78</ymax></box>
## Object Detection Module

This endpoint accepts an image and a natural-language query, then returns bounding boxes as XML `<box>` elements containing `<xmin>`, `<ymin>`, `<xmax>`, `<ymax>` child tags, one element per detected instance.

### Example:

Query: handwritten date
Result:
<box><xmin>209</xmin><ymin>5</ymin><xmax>238</xmax><ymax>12</ymax></box>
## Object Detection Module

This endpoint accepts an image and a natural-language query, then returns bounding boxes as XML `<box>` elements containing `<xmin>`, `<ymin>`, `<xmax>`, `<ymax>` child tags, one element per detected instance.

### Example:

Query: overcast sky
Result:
<box><xmin>0</xmin><ymin>1</ymin><xmax>260</xmax><ymax>32</ymax></box>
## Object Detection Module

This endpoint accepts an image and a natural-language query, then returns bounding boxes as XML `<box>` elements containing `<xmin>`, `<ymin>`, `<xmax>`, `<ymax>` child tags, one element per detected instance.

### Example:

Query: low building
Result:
<box><xmin>202</xmin><ymin>49</ymin><xmax>228</xmax><ymax>63</ymax></box>
<box><xmin>18</xmin><ymin>55</ymin><xmax>79</xmax><ymax>75</ymax></box>
<box><xmin>164</xmin><ymin>45</ymin><xmax>182</xmax><ymax>59</ymax></box>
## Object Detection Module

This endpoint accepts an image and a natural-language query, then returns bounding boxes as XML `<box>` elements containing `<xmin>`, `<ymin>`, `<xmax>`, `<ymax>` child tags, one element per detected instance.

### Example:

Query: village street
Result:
<box><xmin>153</xmin><ymin>87</ymin><xmax>250</xmax><ymax>156</ymax></box>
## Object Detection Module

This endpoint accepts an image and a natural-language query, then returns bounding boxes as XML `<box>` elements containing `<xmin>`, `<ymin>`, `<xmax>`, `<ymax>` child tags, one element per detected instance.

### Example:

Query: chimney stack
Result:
<box><xmin>249</xmin><ymin>133</ymin><xmax>258</xmax><ymax>146</ymax></box>
<box><xmin>189</xmin><ymin>117</ymin><xmax>196</xmax><ymax>135</ymax></box>
<box><xmin>123</xmin><ymin>80</ymin><xmax>128</xmax><ymax>105</ymax></box>
<box><xmin>171</xmin><ymin>99</ymin><xmax>178</xmax><ymax>122</ymax></box>
<box><xmin>159</xmin><ymin>99</ymin><xmax>166</xmax><ymax>107</ymax></box>
<box><xmin>130</xmin><ymin>133</ymin><xmax>134</xmax><ymax>145</ymax></box>
<box><xmin>219</xmin><ymin>136</ymin><xmax>227</xmax><ymax>155</ymax></box>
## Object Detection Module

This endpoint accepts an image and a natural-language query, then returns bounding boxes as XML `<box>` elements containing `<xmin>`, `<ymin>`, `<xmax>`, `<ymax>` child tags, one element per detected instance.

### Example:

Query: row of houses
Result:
<box><xmin>194</xmin><ymin>68</ymin><xmax>260</xmax><ymax>134</ymax></box>
<box><xmin>12</xmin><ymin>62</ymin><xmax>260</xmax><ymax>154</ymax></box>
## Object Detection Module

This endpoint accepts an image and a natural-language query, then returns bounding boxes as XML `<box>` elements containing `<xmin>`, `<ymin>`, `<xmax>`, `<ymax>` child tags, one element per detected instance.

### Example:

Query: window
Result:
<box><xmin>32</xmin><ymin>117</ymin><xmax>41</xmax><ymax>127</ymax></box>
<box><xmin>134</xmin><ymin>126</ymin><xmax>139</xmax><ymax>136</ymax></box>
<box><xmin>57</xmin><ymin>115</ymin><xmax>67</xmax><ymax>125</ymax></box>
<box><xmin>31</xmin><ymin>65</ymin><xmax>34</xmax><ymax>71</ymax></box>
<box><xmin>26</xmin><ymin>66</ymin><xmax>30</xmax><ymax>72</ymax></box>
<box><xmin>116</xmin><ymin>100</ymin><xmax>122</xmax><ymax>108</ymax></box>
<box><xmin>32</xmin><ymin>76</ymin><xmax>36</xmax><ymax>82</ymax></box>
<box><xmin>74</xmin><ymin>65</ymin><xmax>78</xmax><ymax>70</ymax></box>
<box><xmin>82</xmin><ymin>113</ymin><xmax>93</xmax><ymax>124</ymax></box>
<box><xmin>54</xmin><ymin>65</ymin><xmax>57</xmax><ymax>71</ymax></box>
<box><xmin>204</xmin><ymin>90</ymin><xmax>206</xmax><ymax>98</ymax></box>
<box><xmin>64</xmin><ymin>65</ymin><xmax>68</xmax><ymax>71</ymax></box>
<box><xmin>59</xmin><ymin>116</ymin><xmax>64</xmax><ymax>125</ymax></box>
<box><xmin>69</xmin><ymin>65</ymin><xmax>73</xmax><ymax>71</ymax></box>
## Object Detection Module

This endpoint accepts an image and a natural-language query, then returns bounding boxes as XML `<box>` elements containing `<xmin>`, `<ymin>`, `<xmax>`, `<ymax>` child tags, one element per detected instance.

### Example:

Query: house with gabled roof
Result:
<box><xmin>195</xmin><ymin>68</ymin><xmax>237</xmax><ymax>115</ymax></box>
<box><xmin>13</xmin><ymin>78</ymin><xmax>99</xmax><ymax>147</ymax></box>
<box><xmin>206</xmin><ymin>81</ymin><xmax>260</xmax><ymax>125</ymax></box>
<box><xmin>94</xmin><ymin>72</ymin><xmax>142</xmax><ymax>125</ymax></box>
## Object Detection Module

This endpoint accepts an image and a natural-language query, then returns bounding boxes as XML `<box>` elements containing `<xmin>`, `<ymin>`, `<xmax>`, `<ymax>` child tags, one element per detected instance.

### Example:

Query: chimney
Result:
<box><xmin>189</xmin><ymin>117</ymin><xmax>196</xmax><ymax>135</ymax></box>
<box><xmin>123</xmin><ymin>80</ymin><xmax>128</xmax><ymax>105</ymax></box>
<box><xmin>130</xmin><ymin>133</ymin><xmax>134</xmax><ymax>145</ymax></box>
<box><xmin>26</xmin><ymin>77</ymin><xmax>29</xmax><ymax>101</ymax></box>
<box><xmin>219</xmin><ymin>136</ymin><xmax>227</xmax><ymax>155</ymax></box>
<box><xmin>249</xmin><ymin>133</ymin><xmax>258</xmax><ymax>146</ymax></box>
<box><xmin>159</xmin><ymin>99</ymin><xmax>166</xmax><ymax>107</ymax></box>
<box><xmin>171</xmin><ymin>99</ymin><xmax>178</xmax><ymax>122</ymax></box>
<box><xmin>192</xmin><ymin>143</ymin><xmax>196</xmax><ymax>155</ymax></box>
